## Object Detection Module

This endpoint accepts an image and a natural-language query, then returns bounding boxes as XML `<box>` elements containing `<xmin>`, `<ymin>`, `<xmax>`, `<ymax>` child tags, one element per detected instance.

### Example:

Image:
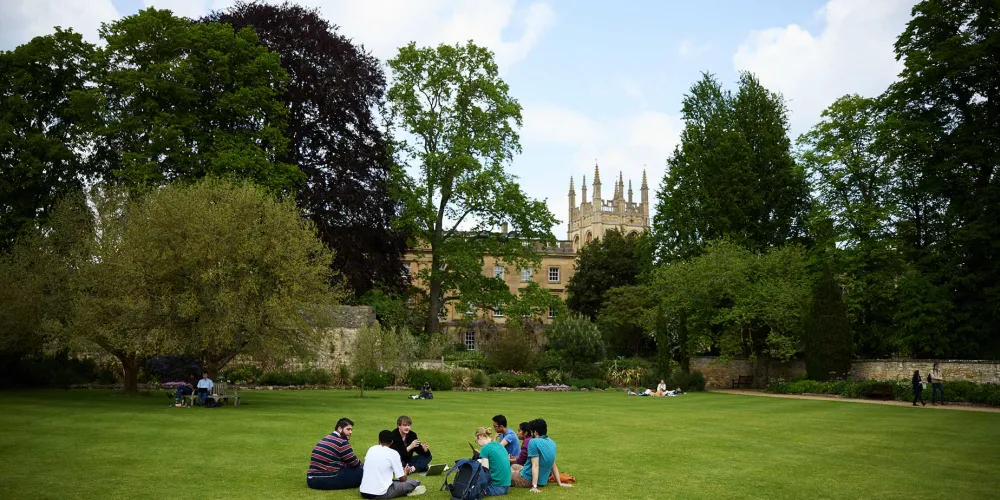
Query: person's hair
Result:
<box><xmin>914</xmin><ymin>370</ymin><xmax>920</xmax><ymax>376</ymax></box>
<box><xmin>397</xmin><ymin>415</ymin><xmax>412</xmax><ymax>426</ymax></box>
<box><xmin>378</xmin><ymin>430</ymin><xmax>394</xmax><ymax>445</ymax></box>
<box><xmin>202</xmin><ymin>372</ymin><xmax>209</xmax><ymax>376</ymax></box>
<box><xmin>933</xmin><ymin>362</ymin><xmax>939</xmax><ymax>367</ymax></box>
<box><xmin>518</xmin><ymin>422</ymin><xmax>530</xmax><ymax>435</ymax></box>
<box><xmin>423</xmin><ymin>382</ymin><xmax>430</xmax><ymax>388</ymax></box>
<box><xmin>492</xmin><ymin>414</ymin><xmax>507</xmax><ymax>427</ymax></box>
<box><xmin>529</xmin><ymin>418</ymin><xmax>547</xmax><ymax>437</ymax></box>
<box><xmin>335</xmin><ymin>417</ymin><xmax>354</xmax><ymax>431</ymax></box>
<box><xmin>475</xmin><ymin>426</ymin><xmax>493</xmax><ymax>440</ymax></box>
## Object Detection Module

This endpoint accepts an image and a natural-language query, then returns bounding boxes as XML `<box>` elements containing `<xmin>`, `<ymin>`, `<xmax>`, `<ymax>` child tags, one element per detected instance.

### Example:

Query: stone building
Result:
<box><xmin>402</xmin><ymin>162</ymin><xmax>650</xmax><ymax>348</ymax></box>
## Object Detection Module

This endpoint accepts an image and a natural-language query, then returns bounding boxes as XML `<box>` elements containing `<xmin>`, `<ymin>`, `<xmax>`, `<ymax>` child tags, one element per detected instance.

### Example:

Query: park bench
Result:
<box><xmin>863</xmin><ymin>383</ymin><xmax>894</xmax><ymax>400</ymax></box>
<box><xmin>183</xmin><ymin>382</ymin><xmax>241</xmax><ymax>407</ymax></box>
<box><xmin>731</xmin><ymin>375</ymin><xmax>754</xmax><ymax>389</ymax></box>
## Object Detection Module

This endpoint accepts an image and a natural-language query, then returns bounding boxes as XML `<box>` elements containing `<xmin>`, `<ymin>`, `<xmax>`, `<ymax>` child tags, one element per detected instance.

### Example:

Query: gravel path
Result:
<box><xmin>709</xmin><ymin>388</ymin><xmax>1000</xmax><ymax>413</ymax></box>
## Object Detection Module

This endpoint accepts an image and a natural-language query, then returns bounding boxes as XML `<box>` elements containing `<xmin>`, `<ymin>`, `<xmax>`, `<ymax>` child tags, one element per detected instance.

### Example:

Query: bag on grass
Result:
<box><xmin>440</xmin><ymin>458</ymin><xmax>488</xmax><ymax>500</ymax></box>
<box><xmin>547</xmin><ymin>471</ymin><xmax>576</xmax><ymax>484</ymax></box>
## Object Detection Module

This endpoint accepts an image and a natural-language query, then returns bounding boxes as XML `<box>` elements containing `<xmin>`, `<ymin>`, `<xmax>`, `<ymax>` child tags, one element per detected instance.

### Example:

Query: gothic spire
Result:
<box><xmin>628</xmin><ymin>179</ymin><xmax>633</xmax><ymax>203</ymax></box>
<box><xmin>593</xmin><ymin>161</ymin><xmax>601</xmax><ymax>184</ymax></box>
<box><xmin>569</xmin><ymin>176</ymin><xmax>575</xmax><ymax>195</ymax></box>
<box><xmin>641</xmin><ymin>169</ymin><xmax>648</xmax><ymax>189</ymax></box>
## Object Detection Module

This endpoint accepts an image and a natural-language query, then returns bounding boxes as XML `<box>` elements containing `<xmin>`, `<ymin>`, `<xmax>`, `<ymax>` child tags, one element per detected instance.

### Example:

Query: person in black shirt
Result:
<box><xmin>389</xmin><ymin>415</ymin><xmax>433</xmax><ymax>472</ymax></box>
<box><xmin>912</xmin><ymin>370</ymin><xmax>926</xmax><ymax>406</ymax></box>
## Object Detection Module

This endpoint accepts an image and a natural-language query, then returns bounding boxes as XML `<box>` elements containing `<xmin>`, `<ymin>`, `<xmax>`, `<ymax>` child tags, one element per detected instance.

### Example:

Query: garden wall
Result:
<box><xmin>694</xmin><ymin>357</ymin><xmax>1000</xmax><ymax>388</ymax></box>
<box><xmin>272</xmin><ymin>305</ymin><xmax>375</xmax><ymax>371</ymax></box>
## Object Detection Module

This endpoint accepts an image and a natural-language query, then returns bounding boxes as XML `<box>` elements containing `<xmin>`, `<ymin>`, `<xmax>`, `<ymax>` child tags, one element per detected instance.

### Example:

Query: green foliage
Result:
<box><xmin>350</xmin><ymin>323</ymin><xmax>417</xmax><ymax>394</ymax></box>
<box><xmin>220</xmin><ymin>364</ymin><xmax>263</xmax><ymax>384</ymax></box>
<box><xmin>92</xmin><ymin>8</ymin><xmax>302</xmax><ymax>192</ymax></box>
<box><xmin>544</xmin><ymin>315</ymin><xmax>607</xmax><ymax>378</ymax></box>
<box><xmin>667</xmin><ymin>370</ymin><xmax>706</xmax><ymax>392</ymax></box>
<box><xmin>567</xmin><ymin>228</ymin><xmax>653</xmax><ymax>319</ymax></box>
<box><xmin>651</xmin><ymin>240</ymin><xmax>813</xmax><ymax>362</ymax></box>
<box><xmin>564</xmin><ymin>378</ymin><xmax>609</xmax><ymax>390</ymax></box>
<box><xmin>598</xmin><ymin>285</ymin><xmax>656</xmax><ymax>357</ymax></box>
<box><xmin>257</xmin><ymin>368</ymin><xmax>333</xmax><ymax>386</ymax></box>
<box><xmin>804</xmin><ymin>272</ymin><xmax>853</xmax><ymax>381</ymax></box>
<box><xmin>471</xmin><ymin>369</ymin><xmax>489</xmax><ymax>388</ymax></box>
<box><xmin>0</xmin><ymin>352</ymin><xmax>106</xmax><ymax>388</ymax></box>
<box><xmin>766</xmin><ymin>378</ymin><xmax>1000</xmax><ymax>407</ymax></box>
<box><xmin>352</xmin><ymin>371</ymin><xmax>391</xmax><ymax>390</ymax></box>
<box><xmin>653</xmin><ymin>72</ymin><xmax>810</xmax><ymax>262</ymax></box>
<box><xmin>405</xmin><ymin>368</ymin><xmax>453</xmax><ymax>391</ymax></box>
<box><xmin>386</xmin><ymin>40</ymin><xmax>557</xmax><ymax>334</ymax></box>
<box><xmin>488</xmin><ymin>371</ymin><xmax>540</xmax><ymax>388</ymax></box>
<box><xmin>479</xmin><ymin>319</ymin><xmax>542</xmax><ymax>373</ymax></box>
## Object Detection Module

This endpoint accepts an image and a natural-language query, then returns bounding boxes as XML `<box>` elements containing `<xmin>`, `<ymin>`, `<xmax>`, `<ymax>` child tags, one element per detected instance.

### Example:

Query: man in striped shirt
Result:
<box><xmin>307</xmin><ymin>417</ymin><xmax>364</xmax><ymax>490</ymax></box>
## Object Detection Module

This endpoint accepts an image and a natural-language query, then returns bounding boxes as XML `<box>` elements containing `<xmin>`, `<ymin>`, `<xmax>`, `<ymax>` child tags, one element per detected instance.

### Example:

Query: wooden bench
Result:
<box><xmin>183</xmin><ymin>382</ymin><xmax>240</xmax><ymax>406</ymax></box>
<box><xmin>731</xmin><ymin>375</ymin><xmax>754</xmax><ymax>389</ymax></box>
<box><xmin>862</xmin><ymin>383</ymin><xmax>894</xmax><ymax>400</ymax></box>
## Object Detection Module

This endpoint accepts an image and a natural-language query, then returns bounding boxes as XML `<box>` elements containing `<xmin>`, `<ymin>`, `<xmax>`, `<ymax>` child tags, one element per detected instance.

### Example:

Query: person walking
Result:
<box><xmin>912</xmin><ymin>370</ymin><xmax>926</xmax><ymax>406</ymax></box>
<box><xmin>929</xmin><ymin>362</ymin><xmax>946</xmax><ymax>405</ymax></box>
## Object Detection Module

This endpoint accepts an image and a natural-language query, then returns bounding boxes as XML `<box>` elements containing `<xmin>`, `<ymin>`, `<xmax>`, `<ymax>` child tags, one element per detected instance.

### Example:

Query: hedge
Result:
<box><xmin>406</xmin><ymin>369</ymin><xmax>453</xmax><ymax>391</ymax></box>
<box><xmin>766</xmin><ymin>378</ymin><xmax>1000</xmax><ymax>406</ymax></box>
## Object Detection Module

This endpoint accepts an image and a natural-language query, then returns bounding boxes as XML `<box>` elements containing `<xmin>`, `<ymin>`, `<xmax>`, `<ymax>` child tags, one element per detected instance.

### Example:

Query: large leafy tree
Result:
<box><xmin>566</xmin><ymin>228</ymin><xmax>652</xmax><ymax>319</ymax></box>
<box><xmin>204</xmin><ymin>2</ymin><xmax>408</xmax><ymax>297</ymax></box>
<box><xmin>57</xmin><ymin>179</ymin><xmax>343</xmax><ymax>395</ymax></box>
<box><xmin>883</xmin><ymin>0</ymin><xmax>1000</xmax><ymax>358</ymax></box>
<box><xmin>91</xmin><ymin>8</ymin><xmax>302</xmax><ymax>192</ymax></box>
<box><xmin>598</xmin><ymin>285</ymin><xmax>656</xmax><ymax>357</ymax></box>
<box><xmin>386</xmin><ymin>41</ymin><xmax>557</xmax><ymax>335</ymax></box>
<box><xmin>0</xmin><ymin>29</ymin><xmax>99</xmax><ymax>251</ymax></box>
<box><xmin>653</xmin><ymin>72</ymin><xmax>810</xmax><ymax>262</ymax></box>
<box><xmin>797</xmin><ymin>95</ymin><xmax>904</xmax><ymax>357</ymax></box>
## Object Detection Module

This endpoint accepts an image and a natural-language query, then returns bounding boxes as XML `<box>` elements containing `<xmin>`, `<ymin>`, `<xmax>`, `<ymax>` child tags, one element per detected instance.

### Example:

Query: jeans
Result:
<box><xmin>307</xmin><ymin>468</ymin><xmax>363</xmax><ymax>490</ymax></box>
<box><xmin>409</xmin><ymin>452</ymin><xmax>432</xmax><ymax>472</ymax></box>
<box><xmin>174</xmin><ymin>386</ymin><xmax>192</xmax><ymax>402</ymax></box>
<box><xmin>484</xmin><ymin>484</ymin><xmax>510</xmax><ymax>496</ymax></box>
<box><xmin>913</xmin><ymin>385</ymin><xmax>924</xmax><ymax>405</ymax></box>
<box><xmin>197</xmin><ymin>389</ymin><xmax>210</xmax><ymax>405</ymax></box>
<box><xmin>932</xmin><ymin>383</ymin><xmax>945</xmax><ymax>403</ymax></box>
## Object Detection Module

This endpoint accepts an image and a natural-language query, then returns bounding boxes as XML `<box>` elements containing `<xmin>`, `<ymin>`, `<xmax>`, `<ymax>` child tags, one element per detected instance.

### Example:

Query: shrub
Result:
<box><xmin>480</xmin><ymin>319</ymin><xmax>542</xmax><ymax>372</ymax></box>
<box><xmin>352</xmin><ymin>370</ymin><xmax>390</xmax><ymax>390</ymax></box>
<box><xmin>471</xmin><ymin>370</ymin><xmax>489</xmax><ymax>388</ymax></box>
<box><xmin>406</xmin><ymin>369</ymin><xmax>453</xmax><ymax>391</ymax></box>
<box><xmin>566</xmin><ymin>378</ymin><xmax>596</xmax><ymax>389</ymax></box>
<box><xmin>301</xmin><ymin>368</ymin><xmax>333</xmax><ymax>386</ymax></box>
<box><xmin>450</xmin><ymin>367</ymin><xmax>474</xmax><ymax>389</ymax></box>
<box><xmin>544</xmin><ymin>315</ymin><xmax>606</xmax><ymax>369</ymax></box>
<box><xmin>259</xmin><ymin>370</ymin><xmax>301</xmax><ymax>386</ymax></box>
<box><xmin>222</xmin><ymin>364</ymin><xmax>262</xmax><ymax>384</ymax></box>
<box><xmin>667</xmin><ymin>370</ymin><xmax>706</xmax><ymax>392</ymax></box>
<box><xmin>444</xmin><ymin>350</ymin><xmax>487</xmax><ymax>370</ymax></box>
<box><xmin>489</xmin><ymin>371</ymin><xmax>539</xmax><ymax>388</ymax></box>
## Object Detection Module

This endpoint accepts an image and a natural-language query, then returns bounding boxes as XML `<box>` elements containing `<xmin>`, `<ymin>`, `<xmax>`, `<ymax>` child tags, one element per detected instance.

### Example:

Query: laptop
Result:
<box><xmin>419</xmin><ymin>463</ymin><xmax>448</xmax><ymax>476</ymax></box>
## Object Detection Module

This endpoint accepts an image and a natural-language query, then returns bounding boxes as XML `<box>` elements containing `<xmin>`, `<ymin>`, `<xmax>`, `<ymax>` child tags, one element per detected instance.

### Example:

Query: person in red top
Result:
<box><xmin>307</xmin><ymin>417</ymin><xmax>364</xmax><ymax>490</ymax></box>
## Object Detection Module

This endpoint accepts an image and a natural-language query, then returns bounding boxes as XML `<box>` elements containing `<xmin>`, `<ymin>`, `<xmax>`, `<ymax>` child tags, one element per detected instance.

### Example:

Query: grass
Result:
<box><xmin>1</xmin><ymin>389</ymin><xmax>998</xmax><ymax>500</ymax></box>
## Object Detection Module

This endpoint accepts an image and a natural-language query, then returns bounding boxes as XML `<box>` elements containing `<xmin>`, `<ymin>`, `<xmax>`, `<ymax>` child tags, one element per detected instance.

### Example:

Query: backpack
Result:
<box><xmin>440</xmin><ymin>458</ymin><xmax>489</xmax><ymax>500</ymax></box>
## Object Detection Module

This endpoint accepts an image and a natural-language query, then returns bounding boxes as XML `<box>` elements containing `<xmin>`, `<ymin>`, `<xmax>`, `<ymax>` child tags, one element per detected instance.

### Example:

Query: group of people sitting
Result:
<box><xmin>626</xmin><ymin>379</ymin><xmax>684</xmax><ymax>397</ymax></box>
<box><xmin>171</xmin><ymin>373</ymin><xmax>216</xmax><ymax>406</ymax></box>
<box><xmin>306</xmin><ymin>414</ymin><xmax>572</xmax><ymax>498</ymax></box>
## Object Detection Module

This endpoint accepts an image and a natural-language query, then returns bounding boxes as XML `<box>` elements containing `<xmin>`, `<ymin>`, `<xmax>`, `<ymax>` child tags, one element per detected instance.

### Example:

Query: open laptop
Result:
<box><xmin>418</xmin><ymin>463</ymin><xmax>448</xmax><ymax>476</ymax></box>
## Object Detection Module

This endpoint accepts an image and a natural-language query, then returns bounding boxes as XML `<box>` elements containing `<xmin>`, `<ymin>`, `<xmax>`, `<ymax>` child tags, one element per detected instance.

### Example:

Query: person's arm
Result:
<box><xmin>530</xmin><ymin>456</ymin><xmax>541</xmax><ymax>493</ymax></box>
<box><xmin>342</xmin><ymin>444</ymin><xmax>361</xmax><ymax>468</ymax></box>
<box><xmin>479</xmin><ymin>457</ymin><xmax>490</xmax><ymax>469</ymax></box>
<box><xmin>551</xmin><ymin>461</ymin><xmax>572</xmax><ymax>487</ymax></box>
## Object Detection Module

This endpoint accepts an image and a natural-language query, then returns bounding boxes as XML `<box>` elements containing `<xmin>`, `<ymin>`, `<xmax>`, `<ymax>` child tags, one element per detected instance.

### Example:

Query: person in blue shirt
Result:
<box><xmin>491</xmin><ymin>414</ymin><xmax>519</xmax><ymax>458</ymax></box>
<box><xmin>509</xmin><ymin>419</ymin><xmax>573</xmax><ymax>493</ymax></box>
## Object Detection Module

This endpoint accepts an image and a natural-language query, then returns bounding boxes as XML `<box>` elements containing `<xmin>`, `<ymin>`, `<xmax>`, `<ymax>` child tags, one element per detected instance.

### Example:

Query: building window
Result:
<box><xmin>492</xmin><ymin>308</ymin><xmax>503</xmax><ymax>318</ymax></box>
<box><xmin>548</xmin><ymin>266</ymin><xmax>560</xmax><ymax>282</ymax></box>
<box><xmin>521</xmin><ymin>267</ymin><xmax>532</xmax><ymax>281</ymax></box>
<box><xmin>548</xmin><ymin>307</ymin><xmax>555</xmax><ymax>319</ymax></box>
<box><xmin>402</xmin><ymin>264</ymin><xmax>411</xmax><ymax>278</ymax></box>
<box><xmin>465</xmin><ymin>330</ymin><xmax>476</xmax><ymax>351</ymax></box>
<box><xmin>493</xmin><ymin>264</ymin><xmax>504</xmax><ymax>279</ymax></box>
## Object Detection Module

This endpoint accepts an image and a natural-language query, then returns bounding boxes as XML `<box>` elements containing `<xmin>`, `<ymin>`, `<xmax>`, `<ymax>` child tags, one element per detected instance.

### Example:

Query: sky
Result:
<box><xmin>1</xmin><ymin>0</ymin><xmax>917</xmax><ymax>238</ymax></box>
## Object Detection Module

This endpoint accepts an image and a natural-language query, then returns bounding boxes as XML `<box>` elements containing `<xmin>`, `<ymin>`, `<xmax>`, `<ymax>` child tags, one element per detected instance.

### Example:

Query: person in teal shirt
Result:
<box><xmin>510</xmin><ymin>419</ymin><xmax>573</xmax><ymax>493</ymax></box>
<box><xmin>475</xmin><ymin>427</ymin><xmax>511</xmax><ymax>496</ymax></box>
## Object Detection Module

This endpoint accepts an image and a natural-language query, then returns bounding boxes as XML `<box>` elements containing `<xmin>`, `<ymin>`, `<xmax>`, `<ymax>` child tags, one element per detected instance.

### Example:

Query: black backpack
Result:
<box><xmin>440</xmin><ymin>458</ymin><xmax>488</xmax><ymax>500</ymax></box>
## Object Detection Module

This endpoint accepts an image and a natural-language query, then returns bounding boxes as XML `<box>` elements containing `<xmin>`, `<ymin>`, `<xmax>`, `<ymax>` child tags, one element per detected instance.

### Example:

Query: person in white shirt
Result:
<box><xmin>196</xmin><ymin>372</ymin><xmax>214</xmax><ymax>405</ymax></box>
<box><xmin>360</xmin><ymin>430</ymin><xmax>424</xmax><ymax>498</ymax></box>
<box><xmin>655</xmin><ymin>380</ymin><xmax>668</xmax><ymax>396</ymax></box>
<box><xmin>930</xmin><ymin>362</ymin><xmax>946</xmax><ymax>405</ymax></box>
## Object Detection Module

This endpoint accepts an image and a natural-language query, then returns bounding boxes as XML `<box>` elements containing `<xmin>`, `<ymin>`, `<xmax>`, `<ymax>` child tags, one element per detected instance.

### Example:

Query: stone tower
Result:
<box><xmin>567</xmin><ymin>162</ymin><xmax>650</xmax><ymax>251</ymax></box>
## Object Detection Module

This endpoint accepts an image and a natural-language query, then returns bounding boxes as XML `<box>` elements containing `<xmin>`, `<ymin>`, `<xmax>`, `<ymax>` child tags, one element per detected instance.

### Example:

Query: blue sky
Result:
<box><xmin>2</xmin><ymin>0</ymin><xmax>916</xmax><ymax>237</ymax></box>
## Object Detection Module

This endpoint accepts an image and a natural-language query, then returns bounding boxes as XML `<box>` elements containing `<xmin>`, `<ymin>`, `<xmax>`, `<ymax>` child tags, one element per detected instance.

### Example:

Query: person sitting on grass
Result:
<box><xmin>475</xmin><ymin>426</ymin><xmax>511</xmax><ymax>496</ymax></box>
<box><xmin>307</xmin><ymin>417</ymin><xmax>364</xmax><ymax>490</ymax></box>
<box><xmin>626</xmin><ymin>387</ymin><xmax>653</xmax><ymax>396</ymax></box>
<box><xmin>510</xmin><ymin>419</ymin><xmax>572</xmax><ymax>493</ymax></box>
<box><xmin>409</xmin><ymin>382</ymin><xmax>433</xmax><ymax>400</ymax></box>
<box><xmin>196</xmin><ymin>372</ymin><xmax>214</xmax><ymax>406</ymax></box>
<box><xmin>655</xmin><ymin>379</ymin><xmax>668</xmax><ymax>396</ymax></box>
<box><xmin>389</xmin><ymin>415</ymin><xmax>433</xmax><ymax>472</ymax></box>
<box><xmin>492</xmin><ymin>414</ymin><xmax>519</xmax><ymax>458</ymax></box>
<box><xmin>509</xmin><ymin>422</ymin><xmax>532</xmax><ymax>465</ymax></box>
<box><xmin>360</xmin><ymin>430</ymin><xmax>425</xmax><ymax>498</ymax></box>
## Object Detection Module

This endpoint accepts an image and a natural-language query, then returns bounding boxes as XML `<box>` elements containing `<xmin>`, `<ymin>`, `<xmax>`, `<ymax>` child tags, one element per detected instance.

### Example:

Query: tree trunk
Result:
<box><xmin>427</xmin><ymin>245</ymin><xmax>443</xmax><ymax>335</ymax></box>
<box><xmin>118</xmin><ymin>352</ymin><xmax>141</xmax><ymax>396</ymax></box>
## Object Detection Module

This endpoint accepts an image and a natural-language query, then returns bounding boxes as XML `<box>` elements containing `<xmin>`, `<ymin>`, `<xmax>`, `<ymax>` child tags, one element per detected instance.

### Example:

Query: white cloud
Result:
<box><xmin>677</xmin><ymin>38</ymin><xmax>711</xmax><ymax>58</ymax></box>
<box><xmin>733</xmin><ymin>0</ymin><xmax>916</xmax><ymax>135</ymax></box>
<box><xmin>0</xmin><ymin>0</ymin><xmax>119</xmax><ymax>49</ymax></box>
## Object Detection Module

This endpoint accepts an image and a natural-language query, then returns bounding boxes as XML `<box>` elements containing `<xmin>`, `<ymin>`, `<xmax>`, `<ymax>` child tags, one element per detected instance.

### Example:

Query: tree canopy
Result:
<box><xmin>566</xmin><ymin>228</ymin><xmax>652</xmax><ymax>320</ymax></box>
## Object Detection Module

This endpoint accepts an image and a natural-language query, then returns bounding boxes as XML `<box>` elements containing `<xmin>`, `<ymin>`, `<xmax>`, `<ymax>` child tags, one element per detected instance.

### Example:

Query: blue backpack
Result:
<box><xmin>440</xmin><ymin>458</ymin><xmax>489</xmax><ymax>500</ymax></box>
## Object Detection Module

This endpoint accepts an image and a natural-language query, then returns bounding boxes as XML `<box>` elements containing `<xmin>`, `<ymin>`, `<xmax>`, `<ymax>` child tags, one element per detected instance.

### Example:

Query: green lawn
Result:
<box><xmin>1</xmin><ymin>389</ymin><xmax>998</xmax><ymax>500</ymax></box>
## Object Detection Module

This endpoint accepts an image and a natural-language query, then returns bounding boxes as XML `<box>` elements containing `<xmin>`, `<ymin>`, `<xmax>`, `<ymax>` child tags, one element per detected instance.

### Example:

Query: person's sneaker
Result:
<box><xmin>407</xmin><ymin>485</ymin><xmax>426</xmax><ymax>496</ymax></box>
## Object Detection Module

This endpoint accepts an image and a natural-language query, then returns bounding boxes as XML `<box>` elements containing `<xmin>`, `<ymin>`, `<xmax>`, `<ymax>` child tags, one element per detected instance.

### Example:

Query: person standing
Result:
<box><xmin>929</xmin><ymin>362</ymin><xmax>946</xmax><ymax>405</ymax></box>
<box><xmin>475</xmin><ymin>426</ymin><xmax>511</xmax><ymax>496</ymax></box>
<box><xmin>912</xmin><ymin>370</ymin><xmax>926</xmax><ymax>406</ymax></box>
<box><xmin>492</xmin><ymin>414</ymin><xmax>519</xmax><ymax>458</ymax></box>
<box><xmin>389</xmin><ymin>415</ymin><xmax>433</xmax><ymax>472</ymax></box>
<box><xmin>307</xmin><ymin>417</ymin><xmax>364</xmax><ymax>490</ymax></box>
<box><xmin>360</xmin><ymin>430</ymin><xmax>425</xmax><ymax>498</ymax></box>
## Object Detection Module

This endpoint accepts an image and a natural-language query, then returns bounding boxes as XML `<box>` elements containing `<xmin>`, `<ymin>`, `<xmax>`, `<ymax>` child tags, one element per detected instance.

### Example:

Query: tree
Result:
<box><xmin>0</xmin><ymin>29</ymin><xmax>99</xmax><ymax>251</ymax></box>
<box><xmin>350</xmin><ymin>323</ymin><xmax>416</xmax><ymax>397</ymax></box>
<box><xmin>59</xmin><ymin>179</ymin><xmax>343</xmax><ymax>395</ymax></box>
<box><xmin>882</xmin><ymin>0</ymin><xmax>1000</xmax><ymax>358</ymax></box>
<box><xmin>804</xmin><ymin>271</ymin><xmax>853</xmax><ymax>381</ymax></box>
<box><xmin>653</xmin><ymin>72</ymin><xmax>810</xmax><ymax>262</ymax></box>
<box><xmin>797</xmin><ymin>95</ymin><xmax>904</xmax><ymax>357</ymax></box>
<box><xmin>386</xmin><ymin>41</ymin><xmax>557</xmax><ymax>335</ymax></box>
<box><xmin>598</xmin><ymin>285</ymin><xmax>656</xmax><ymax>357</ymax></box>
<box><xmin>544</xmin><ymin>315</ymin><xmax>606</xmax><ymax>378</ymax></box>
<box><xmin>566</xmin><ymin>228</ymin><xmax>653</xmax><ymax>319</ymax></box>
<box><xmin>91</xmin><ymin>8</ymin><xmax>302</xmax><ymax>193</ymax></box>
<box><xmin>651</xmin><ymin>240</ymin><xmax>812</xmax><ymax>383</ymax></box>
<box><xmin>204</xmin><ymin>2</ymin><xmax>409</xmax><ymax>297</ymax></box>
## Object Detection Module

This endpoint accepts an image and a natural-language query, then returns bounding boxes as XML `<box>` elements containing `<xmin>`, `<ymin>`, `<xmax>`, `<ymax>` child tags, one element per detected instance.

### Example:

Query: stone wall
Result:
<box><xmin>692</xmin><ymin>356</ymin><xmax>1000</xmax><ymax>388</ymax></box>
<box><xmin>850</xmin><ymin>360</ymin><xmax>1000</xmax><ymax>385</ymax></box>
<box><xmin>275</xmin><ymin>305</ymin><xmax>375</xmax><ymax>371</ymax></box>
